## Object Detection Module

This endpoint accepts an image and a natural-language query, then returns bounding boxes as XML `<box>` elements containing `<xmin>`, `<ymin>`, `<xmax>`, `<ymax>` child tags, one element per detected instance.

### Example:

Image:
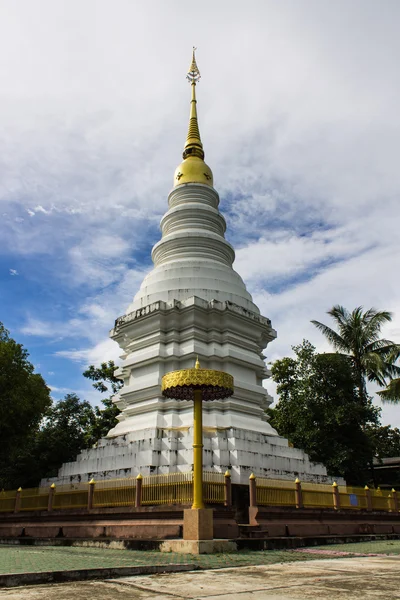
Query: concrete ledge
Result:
<box><xmin>1</xmin><ymin>532</ymin><xmax>400</xmax><ymax>553</ymax></box>
<box><xmin>0</xmin><ymin>563</ymin><xmax>198</xmax><ymax>588</ymax></box>
<box><xmin>236</xmin><ymin>533</ymin><xmax>400</xmax><ymax>551</ymax></box>
<box><xmin>160</xmin><ymin>539</ymin><xmax>238</xmax><ymax>554</ymax></box>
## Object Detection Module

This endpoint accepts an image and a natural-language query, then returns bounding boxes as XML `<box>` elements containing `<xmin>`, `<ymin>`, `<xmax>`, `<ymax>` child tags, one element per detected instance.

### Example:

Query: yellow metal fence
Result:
<box><xmin>371</xmin><ymin>488</ymin><xmax>393</xmax><ymax>511</ymax></box>
<box><xmin>1</xmin><ymin>474</ymin><xmax>398</xmax><ymax>513</ymax></box>
<box><xmin>93</xmin><ymin>477</ymin><xmax>136</xmax><ymax>508</ymax></box>
<box><xmin>0</xmin><ymin>471</ymin><xmax>228</xmax><ymax>512</ymax></box>
<box><xmin>204</xmin><ymin>471</ymin><xmax>225</xmax><ymax>504</ymax></box>
<box><xmin>142</xmin><ymin>472</ymin><xmax>193</xmax><ymax>505</ymax></box>
<box><xmin>256</xmin><ymin>478</ymin><xmax>296</xmax><ymax>506</ymax></box>
<box><xmin>255</xmin><ymin>479</ymin><xmax>398</xmax><ymax>512</ymax></box>
<box><xmin>20</xmin><ymin>488</ymin><xmax>49</xmax><ymax>512</ymax></box>
<box><xmin>53</xmin><ymin>489</ymin><xmax>89</xmax><ymax>510</ymax></box>
<box><xmin>0</xmin><ymin>490</ymin><xmax>16</xmax><ymax>512</ymax></box>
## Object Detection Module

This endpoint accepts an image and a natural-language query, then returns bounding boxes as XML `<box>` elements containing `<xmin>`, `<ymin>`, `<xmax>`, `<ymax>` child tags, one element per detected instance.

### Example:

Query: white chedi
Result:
<box><xmin>44</xmin><ymin>52</ymin><xmax>334</xmax><ymax>487</ymax></box>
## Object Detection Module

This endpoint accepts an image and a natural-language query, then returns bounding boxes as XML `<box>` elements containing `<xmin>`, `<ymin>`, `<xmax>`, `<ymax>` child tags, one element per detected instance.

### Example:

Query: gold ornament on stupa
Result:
<box><xmin>174</xmin><ymin>48</ymin><xmax>214</xmax><ymax>188</ymax></box>
<box><xmin>162</xmin><ymin>358</ymin><xmax>234</xmax><ymax>510</ymax></box>
<box><xmin>161</xmin><ymin>358</ymin><xmax>234</xmax><ymax>401</ymax></box>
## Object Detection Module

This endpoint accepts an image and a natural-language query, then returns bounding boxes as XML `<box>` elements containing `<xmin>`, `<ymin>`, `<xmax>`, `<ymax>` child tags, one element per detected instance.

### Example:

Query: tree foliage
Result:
<box><xmin>377</xmin><ymin>378</ymin><xmax>400</xmax><ymax>403</ymax></box>
<box><xmin>83</xmin><ymin>361</ymin><xmax>122</xmax><ymax>395</ymax></box>
<box><xmin>366</xmin><ymin>425</ymin><xmax>400</xmax><ymax>460</ymax></box>
<box><xmin>311</xmin><ymin>305</ymin><xmax>400</xmax><ymax>404</ymax></box>
<box><xmin>34</xmin><ymin>394</ymin><xmax>97</xmax><ymax>480</ymax></box>
<box><xmin>0</xmin><ymin>324</ymin><xmax>52</xmax><ymax>488</ymax></box>
<box><xmin>83</xmin><ymin>360</ymin><xmax>122</xmax><ymax>440</ymax></box>
<box><xmin>0</xmin><ymin>324</ymin><xmax>124</xmax><ymax>487</ymax></box>
<box><xmin>270</xmin><ymin>340</ymin><xmax>380</xmax><ymax>484</ymax></box>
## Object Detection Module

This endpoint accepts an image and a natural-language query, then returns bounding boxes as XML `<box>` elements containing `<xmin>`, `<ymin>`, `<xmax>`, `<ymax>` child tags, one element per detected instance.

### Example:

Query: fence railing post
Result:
<box><xmin>88</xmin><ymin>479</ymin><xmax>95</xmax><ymax>510</ymax></box>
<box><xmin>135</xmin><ymin>473</ymin><xmax>143</xmax><ymax>507</ymax></box>
<box><xmin>224</xmin><ymin>470</ymin><xmax>232</xmax><ymax>507</ymax></box>
<box><xmin>332</xmin><ymin>482</ymin><xmax>340</xmax><ymax>510</ymax></box>
<box><xmin>365</xmin><ymin>485</ymin><xmax>372</xmax><ymax>511</ymax></box>
<box><xmin>249</xmin><ymin>473</ymin><xmax>257</xmax><ymax>507</ymax></box>
<box><xmin>392</xmin><ymin>489</ymin><xmax>399</xmax><ymax>512</ymax></box>
<box><xmin>14</xmin><ymin>488</ymin><xmax>22</xmax><ymax>513</ymax></box>
<box><xmin>47</xmin><ymin>483</ymin><xmax>56</xmax><ymax>512</ymax></box>
<box><xmin>295</xmin><ymin>477</ymin><xmax>303</xmax><ymax>509</ymax></box>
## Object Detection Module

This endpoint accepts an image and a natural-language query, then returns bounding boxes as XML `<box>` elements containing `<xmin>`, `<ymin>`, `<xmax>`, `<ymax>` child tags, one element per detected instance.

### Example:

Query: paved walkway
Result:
<box><xmin>0</xmin><ymin>541</ymin><xmax>400</xmax><ymax>598</ymax></box>
<box><xmin>1</xmin><ymin>540</ymin><xmax>400</xmax><ymax>575</ymax></box>
<box><xmin>0</xmin><ymin>555</ymin><xmax>399</xmax><ymax>599</ymax></box>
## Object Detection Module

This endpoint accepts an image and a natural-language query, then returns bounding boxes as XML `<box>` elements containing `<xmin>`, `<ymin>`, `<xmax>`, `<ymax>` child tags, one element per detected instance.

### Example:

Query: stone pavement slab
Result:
<box><xmin>112</xmin><ymin>557</ymin><xmax>400</xmax><ymax>599</ymax></box>
<box><xmin>1</xmin><ymin>541</ymin><xmax>400</xmax><ymax>597</ymax></box>
<box><xmin>1</xmin><ymin>555</ymin><xmax>399</xmax><ymax>599</ymax></box>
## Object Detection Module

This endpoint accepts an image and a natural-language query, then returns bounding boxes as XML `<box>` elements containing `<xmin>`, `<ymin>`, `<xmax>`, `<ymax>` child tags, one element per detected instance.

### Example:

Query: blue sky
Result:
<box><xmin>1</xmin><ymin>0</ymin><xmax>400</xmax><ymax>425</ymax></box>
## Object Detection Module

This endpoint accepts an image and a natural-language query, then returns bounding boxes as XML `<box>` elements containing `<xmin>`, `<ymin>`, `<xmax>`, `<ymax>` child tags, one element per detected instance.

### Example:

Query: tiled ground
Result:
<box><xmin>302</xmin><ymin>539</ymin><xmax>400</xmax><ymax>555</ymax></box>
<box><xmin>0</xmin><ymin>540</ymin><xmax>400</xmax><ymax>575</ymax></box>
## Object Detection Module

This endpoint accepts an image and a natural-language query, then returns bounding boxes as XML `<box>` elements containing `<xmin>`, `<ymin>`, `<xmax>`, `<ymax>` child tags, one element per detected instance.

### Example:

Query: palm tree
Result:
<box><xmin>311</xmin><ymin>306</ymin><xmax>400</xmax><ymax>404</ymax></box>
<box><xmin>377</xmin><ymin>377</ymin><xmax>400</xmax><ymax>402</ymax></box>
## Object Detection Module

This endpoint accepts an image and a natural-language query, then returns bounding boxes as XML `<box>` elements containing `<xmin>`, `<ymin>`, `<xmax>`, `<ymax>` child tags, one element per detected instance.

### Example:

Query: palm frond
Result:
<box><xmin>310</xmin><ymin>320</ymin><xmax>349</xmax><ymax>353</ymax></box>
<box><xmin>377</xmin><ymin>378</ymin><xmax>400</xmax><ymax>404</ymax></box>
<box><xmin>363</xmin><ymin>352</ymin><xmax>387</xmax><ymax>387</ymax></box>
<box><xmin>327</xmin><ymin>305</ymin><xmax>350</xmax><ymax>327</ymax></box>
<box><xmin>364</xmin><ymin>340</ymin><xmax>400</xmax><ymax>355</ymax></box>
<box><xmin>381</xmin><ymin>361</ymin><xmax>400</xmax><ymax>378</ymax></box>
<box><xmin>313</xmin><ymin>305</ymin><xmax>399</xmax><ymax>401</ymax></box>
<box><xmin>363</xmin><ymin>310</ymin><xmax>393</xmax><ymax>341</ymax></box>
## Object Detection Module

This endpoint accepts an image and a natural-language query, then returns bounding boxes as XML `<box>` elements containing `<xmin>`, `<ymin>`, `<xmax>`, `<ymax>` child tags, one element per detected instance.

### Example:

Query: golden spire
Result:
<box><xmin>183</xmin><ymin>48</ymin><xmax>204</xmax><ymax>160</ymax></box>
<box><xmin>173</xmin><ymin>48</ymin><xmax>213</xmax><ymax>188</ymax></box>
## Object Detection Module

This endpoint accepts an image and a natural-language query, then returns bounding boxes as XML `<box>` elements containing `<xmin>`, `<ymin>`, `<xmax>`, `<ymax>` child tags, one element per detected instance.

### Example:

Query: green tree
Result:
<box><xmin>311</xmin><ymin>306</ymin><xmax>400</xmax><ymax>404</ymax></box>
<box><xmin>270</xmin><ymin>340</ymin><xmax>379</xmax><ymax>484</ymax></box>
<box><xmin>34</xmin><ymin>393</ymin><xmax>97</xmax><ymax>479</ymax></box>
<box><xmin>83</xmin><ymin>360</ymin><xmax>122</xmax><ymax>440</ymax></box>
<box><xmin>0</xmin><ymin>323</ymin><xmax>52</xmax><ymax>488</ymax></box>
<box><xmin>366</xmin><ymin>424</ymin><xmax>400</xmax><ymax>460</ymax></box>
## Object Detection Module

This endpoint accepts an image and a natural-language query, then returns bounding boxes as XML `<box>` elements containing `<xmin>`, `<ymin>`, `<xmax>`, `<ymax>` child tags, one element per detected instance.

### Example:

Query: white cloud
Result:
<box><xmin>20</xmin><ymin>317</ymin><xmax>85</xmax><ymax>338</ymax></box>
<box><xmin>2</xmin><ymin>1</ymin><xmax>399</xmax><ymax>430</ymax></box>
<box><xmin>49</xmin><ymin>385</ymin><xmax>106</xmax><ymax>407</ymax></box>
<box><xmin>55</xmin><ymin>338</ymin><xmax>120</xmax><ymax>367</ymax></box>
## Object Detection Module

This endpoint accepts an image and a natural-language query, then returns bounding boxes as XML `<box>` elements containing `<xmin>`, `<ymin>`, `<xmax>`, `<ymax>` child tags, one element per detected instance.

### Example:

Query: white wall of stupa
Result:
<box><xmin>44</xmin><ymin>52</ymin><xmax>334</xmax><ymax>487</ymax></box>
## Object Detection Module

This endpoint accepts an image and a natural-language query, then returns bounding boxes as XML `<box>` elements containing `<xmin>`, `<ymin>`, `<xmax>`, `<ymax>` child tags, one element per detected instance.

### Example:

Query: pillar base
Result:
<box><xmin>183</xmin><ymin>508</ymin><xmax>213</xmax><ymax>540</ymax></box>
<box><xmin>160</xmin><ymin>539</ymin><xmax>237</xmax><ymax>554</ymax></box>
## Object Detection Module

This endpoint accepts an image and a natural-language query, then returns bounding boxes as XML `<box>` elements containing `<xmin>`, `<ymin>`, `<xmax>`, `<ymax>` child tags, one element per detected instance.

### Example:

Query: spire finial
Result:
<box><xmin>187</xmin><ymin>47</ymin><xmax>201</xmax><ymax>84</ymax></box>
<box><xmin>173</xmin><ymin>48</ymin><xmax>213</xmax><ymax>187</ymax></box>
<box><xmin>183</xmin><ymin>47</ymin><xmax>204</xmax><ymax>161</ymax></box>
<box><xmin>195</xmin><ymin>355</ymin><xmax>200</xmax><ymax>369</ymax></box>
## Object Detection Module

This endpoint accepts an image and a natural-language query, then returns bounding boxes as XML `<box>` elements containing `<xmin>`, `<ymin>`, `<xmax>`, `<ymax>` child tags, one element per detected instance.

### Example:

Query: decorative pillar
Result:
<box><xmin>161</xmin><ymin>358</ymin><xmax>234</xmax><ymax>543</ymax></box>
<box><xmin>47</xmin><ymin>483</ymin><xmax>56</xmax><ymax>512</ymax></box>
<box><xmin>392</xmin><ymin>489</ymin><xmax>399</xmax><ymax>513</ymax></box>
<box><xmin>295</xmin><ymin>478</ymin><xmax>303</xmax><ymax>509</ymax></box>
<box><xmin>332</xmin><ymin>482</ymin><xmax>340</xmax><ymax>510</ymax></box>
<box><xmin>224</xmin><ymin>470</ymin><xmax>232</xmax><ymax>508</ymax></box>
<box><xmin>88</xmin><ymin>479</ymin><xmax>95</xmax><ymax>510</ymax></box>
<box><xmin>192</xmin><ymin>389</ymin><xmax>205</xmax><ymax>510</ymax></box>
<box><xmin>14</xmin><ymin>488</ymin><xmax>22</xmax><ymax>513</ymax></box>
<box><xmin>135</xmin><ymin>473</ymin><xmax>143</xmax><ymax>507</ymax></box>
<box><xmin>249</xmin><ymin>473</ymin><xmax>257</xmax><ymax>507</ymax></box>
<box><xmin>365</xmin><ymin>485</ymin><xmax>372</xmax><ymax>511</ymax></box>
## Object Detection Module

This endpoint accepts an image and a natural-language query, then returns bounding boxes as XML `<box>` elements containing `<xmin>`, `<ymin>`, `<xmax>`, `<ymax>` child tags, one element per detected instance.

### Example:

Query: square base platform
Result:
<box><xmin>183</xmin><ymin>508</ymin><xmax>213</xmax><ymax>540</ymax></box>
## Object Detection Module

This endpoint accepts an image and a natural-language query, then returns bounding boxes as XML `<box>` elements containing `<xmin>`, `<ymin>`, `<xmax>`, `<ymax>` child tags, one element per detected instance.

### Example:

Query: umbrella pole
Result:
<box><xmin>192</xmin><ymin>389</ymin><xmax>204</xmax><ymax>509</ymax></box>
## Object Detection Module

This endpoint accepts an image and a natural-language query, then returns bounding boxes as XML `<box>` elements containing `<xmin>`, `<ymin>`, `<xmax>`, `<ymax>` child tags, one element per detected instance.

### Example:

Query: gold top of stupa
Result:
<box><xmin>174</xmin><ymin>48</ymin><xmax>213</xmax><ymax>188</ymax></box>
